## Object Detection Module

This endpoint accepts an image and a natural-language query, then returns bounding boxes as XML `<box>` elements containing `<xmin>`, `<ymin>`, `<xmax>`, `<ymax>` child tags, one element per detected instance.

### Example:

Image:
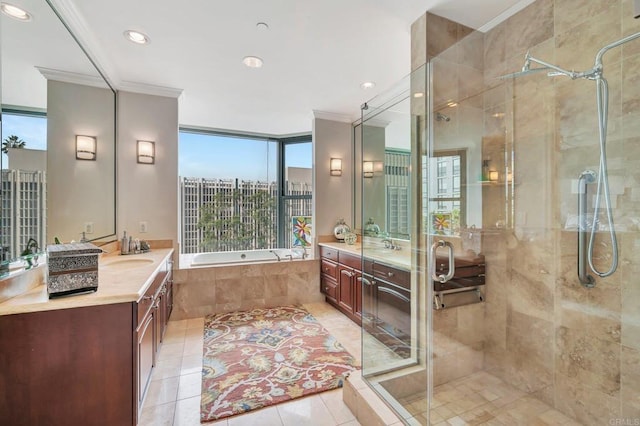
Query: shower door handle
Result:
<box><xmin>430</xmin><ymin>240</ymin><xmax>455</xmax><ymax>283</ymax></box>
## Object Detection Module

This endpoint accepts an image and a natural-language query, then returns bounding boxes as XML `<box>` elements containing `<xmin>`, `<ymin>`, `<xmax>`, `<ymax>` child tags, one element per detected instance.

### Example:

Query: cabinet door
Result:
<box><xmin>354</xmin><ymin>271</ymin><xmax>363</xmax><ymax>320</ymax></box>
<box><xmin>137</xmin><ymin>310</ymin><xmax>155</xmax><ymax>408</ymax></box>
<box><xmin>338</xmin><ymin>266</ymin><xmax>355</xmax><ymax>312</ymax></box>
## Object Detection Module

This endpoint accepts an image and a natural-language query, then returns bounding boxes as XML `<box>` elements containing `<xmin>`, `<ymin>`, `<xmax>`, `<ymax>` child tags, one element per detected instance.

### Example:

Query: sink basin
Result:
<box><xmin>102</xmin><ymin>258</ymin><xmax>154</xmax><ymax>269</ymax></box>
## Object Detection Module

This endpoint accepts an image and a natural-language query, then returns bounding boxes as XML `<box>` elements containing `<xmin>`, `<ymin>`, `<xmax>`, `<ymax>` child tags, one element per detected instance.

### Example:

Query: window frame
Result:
<box><xmin>178</xmin><ymin>127</ymin><xmax>312</xmax><ymax>253</ymax></box>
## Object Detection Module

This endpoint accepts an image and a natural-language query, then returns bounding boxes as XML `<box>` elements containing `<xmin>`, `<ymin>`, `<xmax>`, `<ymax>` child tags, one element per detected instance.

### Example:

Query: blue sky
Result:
<box><xmin>179</xmin><ymin>132</ymin><xmax>312</xmax><ymax>180</ymax></box>
<box><xmin>1</xmin><ymin>114</ymin><xmax>47</xmax><ymax>168</ymax></box>
<box><xmin>1</xmin><ymin>114</ymin><xmax>312</xmax><ymax>180</ymax></box>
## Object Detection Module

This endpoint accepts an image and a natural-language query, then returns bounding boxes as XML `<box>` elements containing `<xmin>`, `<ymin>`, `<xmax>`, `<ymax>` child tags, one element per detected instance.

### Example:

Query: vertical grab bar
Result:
<box><xmin>430</xmin><ymin>240</ymin><xmax>455</xmax><ymax>283</ymax></box>
<box><xmin>578</xmin><ymin>170</ymin><xmax>596</xmax><ymax>288</ymax></box>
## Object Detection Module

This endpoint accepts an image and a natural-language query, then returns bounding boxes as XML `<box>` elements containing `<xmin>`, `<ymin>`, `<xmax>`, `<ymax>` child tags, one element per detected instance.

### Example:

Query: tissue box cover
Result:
<box><xmin>47</xmin><ymin>242</ymin><xmax>102</xmax><ymax>298</ymax></box>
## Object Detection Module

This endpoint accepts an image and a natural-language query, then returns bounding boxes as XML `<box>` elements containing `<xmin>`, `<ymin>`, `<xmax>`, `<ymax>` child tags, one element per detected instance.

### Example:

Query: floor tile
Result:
<box><xmin>177</xmin><ymin>372</ymin><xmax>202</xmax><ymax>400</ymax></box>
<box><xmin>138</xmin><ymin>401</ymin><xmax>175</xmax><ymax>426</ymax></box>
<box><xmin>145</xmin><ymin>376</ymin><xmax>180</xmax><ymax>407</ymax></box>
<box><xmin>227</xmin><ymin>406</ymin><xmax>283</xmax><ymax>426</ymax></box>
<box><xmin>173</xmin><ymin>396</ymin><xmax>203</xmax><ymax>426</ymax></box>
<box><xmin>180</xmin><ymin>354</ymin><xmax>203</xmax><ymax>375</ymax></box>
<box><xmin>277</xmin><ymin>394</ymin><xmax>337</xmax><ymax>426</ymax></box>
<box><xmin>319</xmin><ymin>389</ymin><xmax>356</xmax><ymax>424</ymax></box>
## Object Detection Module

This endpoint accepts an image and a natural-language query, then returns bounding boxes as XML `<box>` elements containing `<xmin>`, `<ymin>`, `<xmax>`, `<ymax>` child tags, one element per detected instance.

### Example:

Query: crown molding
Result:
<box><xmin>312</xmin><ymin>110</ymin><xmax>356</xmax><ymax>124</ymax></box>
<box><xmin>36</xmin><ymin>66</ymin><xmax>110</xmax><ymax>89</ymax></box>
<box><xmin>118</xmin><ymin>81</ymin><xmax>184</xmax><ymax>99</ymax></box>
<box><xmin>477</xmin><ymin>0</ymin><xmax>537</xmax><ymax>33</ymax></box>
<box><xmin>46</xmin><ymin>0</ymin><xmax>120</xmax><ymax>89</ymax></box>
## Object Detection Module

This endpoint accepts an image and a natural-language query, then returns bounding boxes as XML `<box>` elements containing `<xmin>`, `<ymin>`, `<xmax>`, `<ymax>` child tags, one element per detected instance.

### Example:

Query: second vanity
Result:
<box><xmin>0</xmin><ymin>248</ymin><xmax>174</xmax><ymax>426</ymax></box>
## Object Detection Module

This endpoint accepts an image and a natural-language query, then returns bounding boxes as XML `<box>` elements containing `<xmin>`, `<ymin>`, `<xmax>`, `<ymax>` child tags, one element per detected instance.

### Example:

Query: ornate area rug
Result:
<box><xmin>200</xmin><ymin>305</ymin><xmax>358</xmax><ymax>422</ymax></box>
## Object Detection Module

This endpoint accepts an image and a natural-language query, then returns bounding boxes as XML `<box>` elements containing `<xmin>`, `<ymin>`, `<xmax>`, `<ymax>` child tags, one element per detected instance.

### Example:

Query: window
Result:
<box><xmin>178</xmin><ymin>129</ymin><xmax>312</xmax><ymax>254</ymax></box>
<box><xmin>426</xmin><ymin>149</ymin><xmax>466</xmax><ymax>234</ymax></box>
<box><xmin>1</xmin><ymin>110</ymin><xmax>47</xmax><ymax>260</ymax></box>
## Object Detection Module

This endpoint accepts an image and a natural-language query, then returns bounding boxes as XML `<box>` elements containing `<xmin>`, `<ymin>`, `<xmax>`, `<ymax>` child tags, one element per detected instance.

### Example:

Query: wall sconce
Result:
<box><xmin>330</xmin><ymin>158</ymin><xmax>342</xmax><ymax>176</ymax></box>
<box><xmin>76</xmin><ymin>135</ymin><xmax>96</xmax><ymax>160</ymax></box>
<box><xmin>137</xmin><ymin>140</ymin><xmax>155</xmax><ymax>164</ymax></box>
<box><xmin>363</xmin><ymin>161</ymin><xmax>374</xmax><ymax>178</ymax></box>
<box><xmin>489</xmin><ymin>170</ymin><xmax>499</xmax><ymax>182</ymax></box>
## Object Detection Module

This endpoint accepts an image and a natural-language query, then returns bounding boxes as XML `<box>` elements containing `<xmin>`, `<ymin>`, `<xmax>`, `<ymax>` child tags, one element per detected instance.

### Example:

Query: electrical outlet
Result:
<box><xmin>84</xmin><ymin>222</ymin><xmax>94</xmax><ymax>234</ymax></box>
<box><xmin>139</xmin><ymin>221</ymin><xmax>148</xmax><ymax>233</ymax></box>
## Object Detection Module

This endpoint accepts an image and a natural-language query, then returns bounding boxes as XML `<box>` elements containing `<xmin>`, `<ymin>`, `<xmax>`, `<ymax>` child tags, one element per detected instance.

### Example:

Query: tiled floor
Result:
<box><xmin>138</xmin><ymin>302</ymin><xmax>363</xmax><ymax>426</ymax></box>
<box><xmin>397</xmin><ymin>371</ymin><xmax>582</xmax><ymax>425</ymax></box>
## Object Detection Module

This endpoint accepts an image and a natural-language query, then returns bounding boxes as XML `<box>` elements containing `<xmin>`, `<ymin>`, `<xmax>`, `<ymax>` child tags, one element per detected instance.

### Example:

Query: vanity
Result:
<box><xmin>0</xmin><ymin>249</ymin><xmax>174</xmax><ymax>426</ymax></box>
<box><xmin>319</xmin><ymin>242</ymin><xmax>412</xmax><ymax>355</ymax></box>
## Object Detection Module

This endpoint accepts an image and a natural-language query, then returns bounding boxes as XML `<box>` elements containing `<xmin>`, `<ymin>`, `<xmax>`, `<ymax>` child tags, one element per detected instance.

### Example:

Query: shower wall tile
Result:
<box><xmin>426</xmin><ymin>13</ymin><xmax>461</xmax><ymax>60</ymax></box>
<box><xmin>504</xmin><ymin>0</ymin><xmax>554</xmax><ymax>59</ymax></box>
<box><xmin>621</xmin><ymin>345</ymin><xmax>640</xmax><ymax>415</ymax></box>
<box><xmin>554</xmin><ymin>373</ymin><xmax>622</xmax><ymax>424</ymax></box>
<box><xmin>556</xmin><ymin>325</ymin><xmax>621</xmax><ymax>397</ymax></box>
<box><xmin>555</xmin><ymin>0</ymin><xmax>622</xmax><ymax>72</ymax></box>
<box><xmin>503</xmin><ymin>310</ymin><xmax>554</xmax><ymax>394</ymax></box>
<box><xmin>458</xmin><ymin>30</ymin><xmax>484</xmax><ymax>71</ymax></box>
<box><xmin>411</xmin><ymin>13</ymin><xmax>427</xmax><ymax>71</ymax></box>
<box><xmin>555</xmin><ymin>0</ymin><xmax>619</xmax><ymax>36</ymax></box>
<box><xmin>622</xmin><ymin>53</ymin><xmax>640</xmax><ymax>114</ymax></box>
<box><xmin>622</xmin><ymin>0</ymin><xmax>640</xmax><ymax>57</ymax></box>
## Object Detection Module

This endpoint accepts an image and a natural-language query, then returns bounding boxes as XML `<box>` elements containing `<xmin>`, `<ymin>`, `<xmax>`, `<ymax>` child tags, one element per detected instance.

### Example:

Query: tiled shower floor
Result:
<box><xmin>397</xmin><ymin>371</ymin><xmax>582</xmax><ymax>425</ymax></box>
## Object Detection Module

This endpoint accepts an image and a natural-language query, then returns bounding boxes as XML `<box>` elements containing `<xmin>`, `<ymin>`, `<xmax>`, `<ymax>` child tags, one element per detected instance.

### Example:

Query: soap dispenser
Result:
<box><xmin>121</xmin><ymin>231</ymin><xmax>129</xmax><ymax>255</ymax></box>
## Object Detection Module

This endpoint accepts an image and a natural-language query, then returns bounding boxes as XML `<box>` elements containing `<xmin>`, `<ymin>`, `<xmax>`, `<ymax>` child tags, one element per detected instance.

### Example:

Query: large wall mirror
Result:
<box><xmin>1</xmin><ymin>0</ymin><xmax>116</xmax><ymax>263</ymax></box>
<box><xmin>356</xmin><ymin>88</ymin><xmax>412</xmax><ymax>241</ymax></box>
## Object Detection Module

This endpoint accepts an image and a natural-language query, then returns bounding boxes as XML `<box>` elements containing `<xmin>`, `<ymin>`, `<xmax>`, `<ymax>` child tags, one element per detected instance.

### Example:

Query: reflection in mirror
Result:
<box><xmin>356</xmin><ymin>84</ymin><xmax>411</xmax><ymax>240</ymax></box>
<box><xmin>1</xmin><ymin>0</ymin><xmax>116</xmax><ymax>264</ymax></box>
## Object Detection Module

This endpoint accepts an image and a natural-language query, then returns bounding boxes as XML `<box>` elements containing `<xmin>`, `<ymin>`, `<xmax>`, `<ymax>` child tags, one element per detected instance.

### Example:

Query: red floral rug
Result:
<box><xmin>200</xmin><ymin>305</ymin><xmax>358</xmax><ymax>422</ymax></box>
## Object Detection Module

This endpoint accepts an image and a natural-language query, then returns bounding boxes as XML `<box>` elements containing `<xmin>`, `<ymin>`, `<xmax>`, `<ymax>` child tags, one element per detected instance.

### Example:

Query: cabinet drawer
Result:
<box><xmin>339</xmin><ymin>252</ymin><xmax>361</xmax><ymax>270</ymax></box>
<box><xmin>319</xmin><ymin>246</ymin><xmax>338</xmax><ymax>261</ymax></box>
<box><xmin>321</xmin><ymin>259</ymin><xmax>338</xmax><ymax>279</ymax></box>
<box><xmin>137</xmin><ymin>271</ymin><xmax>167</xmax><ymax>326</ymax></box>
<box><xmin>372</xmin><ymin>262</ymin><xmax>410</xmax><ymax>290</ymax></box>
<box><xmin>321</xmin><ymin>276</ymin><xmax>338</xmax><ymax>300</ymax></box>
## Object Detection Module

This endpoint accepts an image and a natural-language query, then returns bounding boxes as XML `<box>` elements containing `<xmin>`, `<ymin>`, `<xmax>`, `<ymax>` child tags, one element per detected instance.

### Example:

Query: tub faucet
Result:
<box><xmin>269</xmin><ymin>250</ymin><xmax>281</xmax><ymax>261</ymax></box>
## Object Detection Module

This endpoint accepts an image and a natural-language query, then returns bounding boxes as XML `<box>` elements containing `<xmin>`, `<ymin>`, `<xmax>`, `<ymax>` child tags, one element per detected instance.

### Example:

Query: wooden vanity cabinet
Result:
<box><xmin>0</xmin><ymin>253</ymin><xmax>175</xmax><ymax>426</ymax></box>
<box><xmin>135</xmin><ymin>261</ymin><xmax>173</xmax><ymax>422</ymax></box>
<box><xmin>320</xmin><ymin>246</ymin><xmax>362</xmax><ymax>324</ymax></box>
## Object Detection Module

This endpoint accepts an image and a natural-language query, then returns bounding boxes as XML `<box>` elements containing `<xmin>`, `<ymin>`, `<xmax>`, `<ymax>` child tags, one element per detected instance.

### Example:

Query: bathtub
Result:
<box><xmin>190</xmin><ymin>248</ymin><xmax>309</xmax><ymax>267</ymax></box>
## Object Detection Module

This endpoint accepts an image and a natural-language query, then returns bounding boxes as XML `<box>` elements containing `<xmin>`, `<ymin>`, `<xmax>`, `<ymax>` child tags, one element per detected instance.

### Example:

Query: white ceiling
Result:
<box><xmin>4</xmin><ymin>0</ymin><xmax>533</xmax><ymax>135</ymax></box>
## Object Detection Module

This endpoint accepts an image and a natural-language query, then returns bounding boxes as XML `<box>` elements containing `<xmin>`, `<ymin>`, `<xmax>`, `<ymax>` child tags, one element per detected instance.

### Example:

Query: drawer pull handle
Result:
<box><xmin>142</xmin><ymin>295</ymin><xmax>153</xmax><ymax>301</ymax></box>
<box><xmin>387</xmin><ymin>272</ymin><xmax>394</xmax><ymax>278</ymax></box>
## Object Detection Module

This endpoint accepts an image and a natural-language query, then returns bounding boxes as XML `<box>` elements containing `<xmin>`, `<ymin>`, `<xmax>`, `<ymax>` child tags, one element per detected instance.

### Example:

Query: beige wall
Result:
<box><xmin>7</xmin><ymin>148</ymin><xmax>46</xmax><ymax>171</ymax></box>
<box><xmin>116</xmin><ymin>91</ymin><xmax>179</xmax><ymax>246</ymax></box>
<box><xmin>312</xmin><ymin>117</ymin><xmax>353</xmax><ymax>241</ymax></box>
<box><xmin>47</xmin><ymin>80</ymin><xmax>116</xmax><ymax>242</ymax></box>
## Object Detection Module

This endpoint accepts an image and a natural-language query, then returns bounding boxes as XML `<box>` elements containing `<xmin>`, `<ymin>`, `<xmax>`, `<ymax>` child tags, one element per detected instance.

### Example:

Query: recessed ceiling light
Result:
<box><xmin>256</xmin><ymin>22</ymin><xmax>269</xmax><ymax>30</ymax></box>
<box><xmin>124</xmin><ymin>30</ymin><xmax>150</xmax><ymax>45</ymax></box>
<box><xmin>413</xmin><ymin>92</ymin><xmax>424</xmax><ymax>98</ymax></box>
<box><xmin>1</xmin><ymin>3</ymin><xmax>32</xmax><ymax>21</ymax></box>
<box><xmin>243</xmin><ymin>56</ymin><xmax>263</xmax><ymax>68</ymax></box>
<box><xmin>360</xmin><ymin>81</ymin><xmax>376</xmax><ymax>90</ymax></box>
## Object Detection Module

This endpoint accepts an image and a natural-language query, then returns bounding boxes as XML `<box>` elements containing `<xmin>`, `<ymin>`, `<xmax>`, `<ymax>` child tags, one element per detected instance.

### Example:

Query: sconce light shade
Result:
<box><xmin>489</xmin><ymin>170</ymin><xmax>499</xmax><ymax>182</ymax></box>
<box><xmin>76</xmin><ymin>135</ymin><xmax>96</xmax><ymax>160</ymax></box>
<box><xmin>363</xmin><ymin>161</ymin><xmax>374</xmax><ymax>178</ymax></box>
<box><xmin>330</xmin><ymin>158</ymin><xmax>342</xmax><ymax>176</ymax></box>
<box><xmin>137</xmin><ymin>140</ymin><xmax>155</xmax><ymax>164</ymax></box>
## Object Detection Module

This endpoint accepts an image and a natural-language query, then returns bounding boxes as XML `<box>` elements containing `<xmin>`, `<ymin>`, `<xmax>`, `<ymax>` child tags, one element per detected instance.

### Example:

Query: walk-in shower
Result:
<box><xmin>358</xmin><ymin>3</ymin><xmax>640</xmax><ymax>425</ymax></box>
<box><xmin>500</xmin><ymin>30</ymin><xmax>640</xmax><ymax>286</ymax></box>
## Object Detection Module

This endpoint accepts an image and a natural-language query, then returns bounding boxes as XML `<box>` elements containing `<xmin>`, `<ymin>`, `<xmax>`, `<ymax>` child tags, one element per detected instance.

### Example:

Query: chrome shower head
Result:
<box><xmin>435</xmin><ymin>112</ymin><xmax>450</xmax><ymax>122</ymax></box>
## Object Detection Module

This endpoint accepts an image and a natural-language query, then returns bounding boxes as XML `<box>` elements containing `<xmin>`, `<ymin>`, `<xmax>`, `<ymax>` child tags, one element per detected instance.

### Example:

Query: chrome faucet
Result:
<box><xmin>381</xmin><ymin>238</ymin><xmax>401</xmax><ymax>250</ymax></box>
<box><xmin>269</xmin><ymin>250</ymin><xmax>281</xmax><ymax>261</ymax></box>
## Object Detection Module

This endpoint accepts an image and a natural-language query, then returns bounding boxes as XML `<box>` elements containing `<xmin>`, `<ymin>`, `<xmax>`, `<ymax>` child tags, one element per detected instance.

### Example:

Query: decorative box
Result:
<box><xmin>47</xmin><ymin>242</ymin><xmax>103</xmax><ymax>298</ymax></box>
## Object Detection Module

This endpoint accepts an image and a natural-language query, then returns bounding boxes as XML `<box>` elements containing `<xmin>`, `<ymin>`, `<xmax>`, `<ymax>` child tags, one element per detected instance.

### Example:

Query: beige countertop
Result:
<box><xmin>0</xmin><ymin>248</ymin><xmax>174</xmax><ymax>316</ymax></box>
<box><xmin>318</xmin><ymin>241</ymin><xmax>411</xmax><ymax>269</ymax></box>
